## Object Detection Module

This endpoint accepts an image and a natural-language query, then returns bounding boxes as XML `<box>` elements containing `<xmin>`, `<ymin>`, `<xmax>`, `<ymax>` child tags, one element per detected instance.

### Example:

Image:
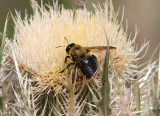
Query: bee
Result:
<box><xmin>60</xmin><ymin>42</ymin><xmax>116</xmax><ymax>79</ymax></box>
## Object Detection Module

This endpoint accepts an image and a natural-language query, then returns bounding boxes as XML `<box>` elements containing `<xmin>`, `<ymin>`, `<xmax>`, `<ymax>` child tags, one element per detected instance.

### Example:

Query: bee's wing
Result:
<box><xmin>84</xmin><ymin>46</ymin><xmax>116</xmax><ymax>53</ymax></box>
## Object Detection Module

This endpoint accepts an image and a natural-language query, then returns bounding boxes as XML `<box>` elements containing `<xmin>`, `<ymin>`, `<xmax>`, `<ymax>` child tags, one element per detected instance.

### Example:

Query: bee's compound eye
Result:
<box><xmin>66</xmin><ymin>43</ymin><xmax>75</xmax><ymax>54</ymax></box>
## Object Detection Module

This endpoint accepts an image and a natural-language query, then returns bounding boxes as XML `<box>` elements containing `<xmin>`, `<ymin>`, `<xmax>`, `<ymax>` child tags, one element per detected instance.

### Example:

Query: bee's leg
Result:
<box><xmin>64</xmin><ymin>56</ymin><xmax>70</xmax><ymax>63</ymax></box>
<box><xmin>59</xmin><ymin>63</ymin><xmax>75</xmax><ymax>73</ymax></box>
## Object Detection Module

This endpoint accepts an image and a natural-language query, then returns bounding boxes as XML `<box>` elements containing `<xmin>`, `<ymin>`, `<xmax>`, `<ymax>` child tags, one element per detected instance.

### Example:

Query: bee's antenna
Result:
<box><xmin>55</xmin><ymin>37</ymin><xmax>69</xmax><ymax>48</ymax></box>
<box><xmin>64</xmin><ymin>37</ymin><xmax>69</xmax><ymax>44</ymax></box>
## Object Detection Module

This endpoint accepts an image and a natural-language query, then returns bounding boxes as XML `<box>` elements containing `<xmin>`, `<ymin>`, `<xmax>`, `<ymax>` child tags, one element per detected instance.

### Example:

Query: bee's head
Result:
<box><xmin>66</xmin><ymin>43</ymin><xmax>75</xmax><ymax>54</ymax></box>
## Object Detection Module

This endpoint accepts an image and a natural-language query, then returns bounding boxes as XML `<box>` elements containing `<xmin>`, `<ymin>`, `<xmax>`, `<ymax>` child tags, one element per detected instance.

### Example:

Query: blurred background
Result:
<box><xmin>0</xmin><ymin>0</ymin><xmax>159</xmax><ymax>63</ymax></box>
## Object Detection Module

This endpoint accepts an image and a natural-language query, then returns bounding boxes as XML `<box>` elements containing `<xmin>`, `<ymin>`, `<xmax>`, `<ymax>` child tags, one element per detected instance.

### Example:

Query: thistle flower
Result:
<box><xmin>10</xmin><ymin>3</ymin><xmax>137</xmax><ymax>93</ymax></box>
<box><xmin>1</xmin><ymin>1</ymin><xmax>159</xmax><ymax>115</ymax></box>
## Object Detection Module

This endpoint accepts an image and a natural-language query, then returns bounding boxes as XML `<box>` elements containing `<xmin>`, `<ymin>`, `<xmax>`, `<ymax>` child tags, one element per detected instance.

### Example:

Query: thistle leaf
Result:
<box><xmin>100</xmin><ymin>33</ymin><xmax>111</xmax><ymax>116</ymax></box>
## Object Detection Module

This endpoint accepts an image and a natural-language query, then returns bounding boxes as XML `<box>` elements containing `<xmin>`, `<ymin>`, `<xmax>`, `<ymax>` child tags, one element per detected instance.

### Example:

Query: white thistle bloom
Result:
<box><xmin>11</xmin><ymin>3</ymin><xmax>137</xmax><ymax>92</ymax></box>
<box><xmin>1</xmin><ymin>1</ymin><xmax>159</xmax><ymax>116</ymax></box>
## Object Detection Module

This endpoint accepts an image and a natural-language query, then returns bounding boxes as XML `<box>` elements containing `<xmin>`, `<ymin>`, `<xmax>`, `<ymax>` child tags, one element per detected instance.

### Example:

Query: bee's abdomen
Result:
<box><xmin>77</xmin><ymin>55</ymin><xmax>97</xmax><ymax>79</ymax></box>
